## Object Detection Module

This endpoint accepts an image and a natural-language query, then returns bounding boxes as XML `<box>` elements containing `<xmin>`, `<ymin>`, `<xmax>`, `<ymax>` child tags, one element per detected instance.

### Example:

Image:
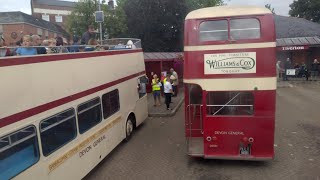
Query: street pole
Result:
<box><xmin>98</xmin><ymin>0</ymin><xmax>103</xmax><ymax>44</ymax></box>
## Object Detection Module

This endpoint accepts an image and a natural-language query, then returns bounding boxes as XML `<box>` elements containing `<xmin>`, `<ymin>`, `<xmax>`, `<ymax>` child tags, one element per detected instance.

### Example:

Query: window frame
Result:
<box><xmin>0</xmin><ymin>125</ymin><xmax>40</xmax><ymax>179</ymax></box>
<box><xmin>230</xmin><ymin>18</ymin><xmax>261</xmax><ymax>40</ymax></box>
<box><xmin>76</xmin><ymin>97</ymin><xmax>103</xmax><ymax>134</ymax></box>
<box><xmin>42</xmin><ymin>14</ymin><xmax>50</xmax><ymax>22</ymax></box>
<box><xmin>205</xmin><ymin>91</ymin><xmax>255</xmax><ymax>117</ymax></box>
<box><xmin>197</xmin><ymin>17</ymin><xmax>262</xmax><ymax>44</ymax></box>
<box><xmin>39</xmin><ymin>108</ymin><xmax>77</xmax><ymax>157</ymax></box>
<box><xmin>199</xmin><ymin>19</ymin><xmax>229</xmax><ymax>42</ymax></box>
<box><xmin>102</xmin><ymin>89</ymin><xmax>120</xmax><ymax>120</ymax></box>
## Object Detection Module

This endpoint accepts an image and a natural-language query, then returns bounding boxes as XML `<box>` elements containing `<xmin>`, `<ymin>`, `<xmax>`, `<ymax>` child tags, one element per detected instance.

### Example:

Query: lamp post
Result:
<box><xmin>98</xmin><ymin>0</ymin><xmax>103</xmax><ymax>43</ymax></box>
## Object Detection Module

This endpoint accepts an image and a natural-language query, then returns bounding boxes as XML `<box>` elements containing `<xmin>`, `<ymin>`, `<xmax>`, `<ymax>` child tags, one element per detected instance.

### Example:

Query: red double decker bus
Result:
<box><xmin>184</xmin><ymin>6</ymin><xmax>276</xmax><ymax>160</ymax></box>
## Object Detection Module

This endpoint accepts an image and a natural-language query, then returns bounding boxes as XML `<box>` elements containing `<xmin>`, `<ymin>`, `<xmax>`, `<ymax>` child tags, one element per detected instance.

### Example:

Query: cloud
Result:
<box><xmin>227</xmin><ymin>0</ymin><xmax>294</xmax><ymax>16</ymax></box>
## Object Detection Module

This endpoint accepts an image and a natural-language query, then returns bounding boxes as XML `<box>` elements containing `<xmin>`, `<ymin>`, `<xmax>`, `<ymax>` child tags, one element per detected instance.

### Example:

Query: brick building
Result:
<box><xmin>31</xmin><ymin>0</ymin><xmax>76</xmax><ymax>29</ymax></box>
<box><xmin>0</xmin><ymin>11</ymin><xmax>68</xmax><ymax>46</ymax></box>
<box><xmin>275</xmin><ymin>15</ymin><xmax>320</xmax><ymax>67</ymax></box>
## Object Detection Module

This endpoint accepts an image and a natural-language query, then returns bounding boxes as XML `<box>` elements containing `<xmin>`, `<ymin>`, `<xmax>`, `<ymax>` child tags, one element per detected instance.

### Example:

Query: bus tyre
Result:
<box><xmin>125</xmin><ymin>118</ymin><xmax>134</xmax><ymax>141</ymax></box>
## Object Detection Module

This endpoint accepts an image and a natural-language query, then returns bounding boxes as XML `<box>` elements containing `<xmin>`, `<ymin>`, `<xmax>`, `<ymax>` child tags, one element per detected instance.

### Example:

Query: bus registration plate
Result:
<box><xmin>240</xmin><ymin>146</ymin><xmax>251</xmax><ymax>155</ymax></box>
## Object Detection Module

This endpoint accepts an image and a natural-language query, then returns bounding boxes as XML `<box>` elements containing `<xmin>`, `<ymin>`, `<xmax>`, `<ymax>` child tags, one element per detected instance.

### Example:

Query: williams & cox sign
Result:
<box><xmin>204</xmin><ymin>52</ymin><xmax>256</xmax><ymax>74</ymax></box>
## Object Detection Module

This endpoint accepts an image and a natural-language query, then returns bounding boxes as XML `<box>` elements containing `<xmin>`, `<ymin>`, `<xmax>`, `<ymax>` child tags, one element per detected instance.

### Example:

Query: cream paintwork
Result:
<box><xmin>186</xmin><ymin>6</ymin><xmax>272</xmax><ymax>20</ymax></box>
<box><xmin>33</xmin><ymin>8</ymin><xmax>71</xmax><ymax>15</ymax></box>
<box><xmin>0</xmin><ymin>51</ymin><xmax>148</xmax><ymax>180</ymax></box>
<box><xmin>0</xmin><ymin>52</ymin><xmax>144</xmax><ymax>119</ymax></box>
<box><xmin>183</xmin><ymin>77</ymin><xmax>277</xmax><ymax>91</ymax></box>
<box><xmin>184</xmin><ymin>42</ymin><xmax>276</xmax><ymax>52</ymax></box>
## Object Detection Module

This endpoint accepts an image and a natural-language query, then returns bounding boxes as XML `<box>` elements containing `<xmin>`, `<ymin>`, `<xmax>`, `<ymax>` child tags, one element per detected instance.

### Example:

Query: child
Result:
<box><xmin>16</xmin><ymin>35</ymin><xmax>37</xmax><ymax>56</ymax></box>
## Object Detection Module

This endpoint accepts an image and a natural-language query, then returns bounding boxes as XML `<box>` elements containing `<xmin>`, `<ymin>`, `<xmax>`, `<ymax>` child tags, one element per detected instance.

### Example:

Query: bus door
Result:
<box><xmin>185</xmin><ymin>84</ymin><xmax>205</xmax><ymax>156</ymax></box>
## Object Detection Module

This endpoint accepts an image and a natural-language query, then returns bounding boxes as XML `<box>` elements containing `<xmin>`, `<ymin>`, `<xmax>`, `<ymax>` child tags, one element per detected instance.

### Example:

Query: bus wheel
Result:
<box><xmin>125</xmin><ymin>118</ymin><xmax>134</xmax><ymax>141</ymax></box>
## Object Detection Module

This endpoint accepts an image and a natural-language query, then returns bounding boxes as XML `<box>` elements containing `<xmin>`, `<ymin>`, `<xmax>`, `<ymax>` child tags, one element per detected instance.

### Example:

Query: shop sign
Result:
<box><xmin>278</xmin><ymin>46</ymin><xmax>309</xmax><ymax>51</ymax></box>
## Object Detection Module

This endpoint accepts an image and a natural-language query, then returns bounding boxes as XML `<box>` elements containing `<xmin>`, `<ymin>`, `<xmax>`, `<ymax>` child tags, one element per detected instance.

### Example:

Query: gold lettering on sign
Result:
<box><xmin>48</xmin><ymin>116</ymin><xmax>122</xmax><ymax>173</ymax></box>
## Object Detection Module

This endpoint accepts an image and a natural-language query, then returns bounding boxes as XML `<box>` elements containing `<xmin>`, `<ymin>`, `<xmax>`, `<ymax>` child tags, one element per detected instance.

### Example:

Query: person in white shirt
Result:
<box><xmin>164</xmin><ymin>74</ymin><xmax>174</xmax><ymax>110</ymax></box>
<box><xmin>170</xmin><ymin>68</ymin><xmax>179</xmax><ymax>96</ymax></box>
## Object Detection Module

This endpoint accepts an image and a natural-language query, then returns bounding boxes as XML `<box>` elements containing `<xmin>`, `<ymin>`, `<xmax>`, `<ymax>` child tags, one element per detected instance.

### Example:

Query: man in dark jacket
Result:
<box><xmin>310</xmin><ymin>59</ymin><xmax>319</xmax><ymax>81</ymax></box>
<box><xmin>283</xmin><ymin>58</ymin><xmax>291</xmax><ymax>81</ymax></box>
<box><xmin>81</xmin><ymin>25</ymin><xmax>96</xmax><ymax>45</ymax></box>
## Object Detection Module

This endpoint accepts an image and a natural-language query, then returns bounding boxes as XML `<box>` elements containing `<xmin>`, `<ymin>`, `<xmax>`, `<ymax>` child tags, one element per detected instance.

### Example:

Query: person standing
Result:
<box><xmin>152</xmin><ymin>74</ymin><xmax>161</xmax><ymax>106</ymax></box>
<box><xmin>81</xmin><ymin>25</ymin><xmax>96</xmax><ymax>45</ymax></box>
<box><xmin>170</xmin><ymin>68</ymin><xmax>179</xmax><ymax>96</ymax></box>
<box><xmin>283</xmin><ymin>58</ymin><xmax>291</xmax><ymax>81</ymax></box>
<box><xmin>164</xmin><ymin>74</ymin><xmax>173</xmax><ymax>110</ymax></box>
<box><xmin>310</xmin><ymin>59</ymin><xmax>319</xmax><ymax>81</ymax></box>
<box><xmin>276</xmin><ymin>61</ymin><xmax>284</xmax><ymax>81</ymax></box>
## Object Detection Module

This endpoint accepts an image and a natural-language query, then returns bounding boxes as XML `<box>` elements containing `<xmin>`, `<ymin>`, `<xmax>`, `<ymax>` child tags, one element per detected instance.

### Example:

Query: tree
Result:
<box><xmin>289</xmin><ymin>0</ymin><xmax>320</xmax><ymax>23</ymax></box>
<box><xmin>123</xmin><ymin>0</ymin><xmax>188</xmax><ymax>52</ymax></box>
<box><xmin>265</xmin><ymin>4</ymin><xmax>276</xmax><ymax>14</ymax></box>
<box><xmin>66</xmin><ymin>0</ymin><xmax>128</xmax><ymax>40</ymax></box>
<box><xmin>186</xmin><ymin>0</ymin><xmax>224</xmax><ymax>12</ymax></box>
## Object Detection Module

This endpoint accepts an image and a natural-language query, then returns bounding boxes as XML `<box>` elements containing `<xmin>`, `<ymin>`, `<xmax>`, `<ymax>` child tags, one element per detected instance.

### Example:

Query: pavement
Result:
<box><xmin>147</xmin><ymin>89</ymin><xmax>184</xmax><ymax>117</ymax></box>
<box><xmin>84</xmin><ymin>82</ymin><xmax>320</xmax><ymax>180</ymax></box>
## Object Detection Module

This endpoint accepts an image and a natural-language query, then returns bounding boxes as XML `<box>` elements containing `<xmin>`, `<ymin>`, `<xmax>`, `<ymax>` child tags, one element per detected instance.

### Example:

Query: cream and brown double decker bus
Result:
<box><xmin>0</xmin><ymin>39</ymin><xmax>148</xmax><ymax>179</ymax></box>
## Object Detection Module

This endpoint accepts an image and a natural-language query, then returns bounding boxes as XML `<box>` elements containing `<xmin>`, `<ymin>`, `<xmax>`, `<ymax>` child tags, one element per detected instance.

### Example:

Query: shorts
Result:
<box><xmin>153</xmin><ymin>90</ymin><xmax>160</xmax><ymax>98</ymax></box>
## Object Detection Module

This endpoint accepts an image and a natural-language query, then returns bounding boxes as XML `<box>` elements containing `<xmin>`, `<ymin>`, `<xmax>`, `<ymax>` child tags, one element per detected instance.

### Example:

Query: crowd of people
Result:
<box><xmin>277</xmin><ymin>58</ymin><xmax>320</xmax><ymax>81</ymax></box>
<box><xmin>151</xmin><ymin>68</ymin><xmax>179</xmax><ymax>110</ymax></box>
<box><xmin>0</xmin><ymin>25</ymin><xmax>135</xmax><ymax>57</ymax></box>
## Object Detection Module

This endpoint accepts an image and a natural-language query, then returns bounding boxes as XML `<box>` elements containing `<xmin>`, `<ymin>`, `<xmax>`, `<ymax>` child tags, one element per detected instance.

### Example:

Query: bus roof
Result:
<box><xmin>185</xmin><ymin>6</ymin><xmax>272</xmax><ymax>20</ymax></box>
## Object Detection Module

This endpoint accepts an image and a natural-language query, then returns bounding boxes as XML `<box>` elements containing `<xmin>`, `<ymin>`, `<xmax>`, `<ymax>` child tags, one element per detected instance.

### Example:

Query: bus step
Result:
<box><xmin>187</xmin><ymin>137</ymin><xmax>204</xmax><ymax>156</ymax></box>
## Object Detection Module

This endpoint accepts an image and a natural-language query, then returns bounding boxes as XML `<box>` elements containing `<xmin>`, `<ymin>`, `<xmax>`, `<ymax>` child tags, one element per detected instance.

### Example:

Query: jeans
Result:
<box><xmin>165</xmin><ymin>93</ymin><xmax>172</xmax><ymax>109</ymax></box>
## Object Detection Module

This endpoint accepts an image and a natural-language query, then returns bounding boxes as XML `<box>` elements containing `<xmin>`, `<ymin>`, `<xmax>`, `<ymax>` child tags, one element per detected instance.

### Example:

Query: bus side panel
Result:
<box><xmin>203</xmin><ymin>90</ymin><xmax>275</xmax><ymax>159</ymax></box>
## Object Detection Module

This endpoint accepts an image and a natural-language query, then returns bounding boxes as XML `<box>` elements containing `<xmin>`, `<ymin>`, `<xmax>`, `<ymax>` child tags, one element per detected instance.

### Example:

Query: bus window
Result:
<box><xmin>138</xmin><ymin>76</ymin><xmax>148</xmax><ymax>98</ymax></box>
<box><xmin>40</xmin><ymin>109</ymin><xmax>77</xmax><ymax>156</ymax></box>
<box><xmin>199</xmin><ymin>20</ymin><xmax>228</xmax><ymax>42</ymax></box>
<box><xmin>206</xmin><ymin>92</ymin><xmax>254</xmax><ymax>116</ymax></box>
<box><xmin>230</xmin><ymin>18</ymin><xmax>261</xmax><ymax>40</ymax></box>
<box><xmin>102</xmin><ymin>89</ymin><xmax>120</xmax><ymax>119</ymax></box>
<box><xmin>77</xmin><ymin>97</ymin><xmax>102</xmax><ymax>134</ymax></box>
<box><xmin>0</xmin><ymin>126</ymin><xmax>39</xmax><ymax>180</ymax></box>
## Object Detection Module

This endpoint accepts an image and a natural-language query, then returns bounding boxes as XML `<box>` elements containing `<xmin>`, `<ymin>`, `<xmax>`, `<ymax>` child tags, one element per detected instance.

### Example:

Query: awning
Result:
<box><xmin>277</xmin><ymin>36</ymin><xmax>320</xmax><ymax>46</ymax></box>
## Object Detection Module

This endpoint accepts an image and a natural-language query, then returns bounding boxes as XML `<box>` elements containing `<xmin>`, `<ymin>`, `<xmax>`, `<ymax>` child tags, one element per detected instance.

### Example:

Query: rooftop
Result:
<box><xmin>186</xmin><ymin>6</ymin><xmax>271</xmax><ymax>20</ymax></box>
<box><xmin>32</xmin><ymin>0</ymin><xmax>76</xmax><ymax>7</ymax></box>
<box><xmin>0</xmin><ymin>11</ymin><xmax>68</xmax><ymax>36</ymax></box>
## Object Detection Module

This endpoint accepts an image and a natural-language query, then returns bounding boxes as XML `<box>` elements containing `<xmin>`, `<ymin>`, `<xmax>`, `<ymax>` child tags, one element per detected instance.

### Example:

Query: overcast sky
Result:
<box><xmin>0</xmin><ymin>0</ymin><xmax>293</xmax><ymax>16</ymax></box>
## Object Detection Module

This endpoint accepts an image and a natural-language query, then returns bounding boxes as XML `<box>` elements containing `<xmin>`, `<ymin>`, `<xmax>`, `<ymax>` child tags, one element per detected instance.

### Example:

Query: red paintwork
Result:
<box><xmin>0</xmin><ymin>49</ymin><xmax>142</xmax><ymax>67</ymax></box>
<box><xmin>0</xmin><ymin>71</ymin><xmax>145</xmax><ymax>129</ymax></box>
<box><xmin>184</xmin><ymin>13</ymin><xmax>276</xmax><ymax>159</ymax></box>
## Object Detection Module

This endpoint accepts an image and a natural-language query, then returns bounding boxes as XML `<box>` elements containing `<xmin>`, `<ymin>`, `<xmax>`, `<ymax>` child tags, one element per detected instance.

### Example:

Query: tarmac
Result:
<box><xmin>147</xmin><ymin>89</ymin><xmax>184</xmax><ymax>117</ymax></box>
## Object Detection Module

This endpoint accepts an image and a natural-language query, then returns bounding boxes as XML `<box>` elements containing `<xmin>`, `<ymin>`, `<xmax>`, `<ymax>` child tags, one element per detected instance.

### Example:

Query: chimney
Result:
<box><xmin>108</xmin><ymin>0</ymin><xmax>114</xmax><ymax>10</ymax></box>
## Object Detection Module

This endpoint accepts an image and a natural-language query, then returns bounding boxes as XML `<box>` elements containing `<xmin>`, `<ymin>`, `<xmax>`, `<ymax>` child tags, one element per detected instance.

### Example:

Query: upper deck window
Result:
<box><xmin>230</xmin><ymin>18</ymin><xmax>261</xmax><ymax>40</ymax></box>
<box><xmin>199</xmin><ymin>20</ymin><xmax>228</xmax><ymax>42</ymax></box>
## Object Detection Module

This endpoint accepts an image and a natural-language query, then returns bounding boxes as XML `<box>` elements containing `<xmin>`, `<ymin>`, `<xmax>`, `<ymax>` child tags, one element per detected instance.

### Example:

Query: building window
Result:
<box><xmin>199</xmin><ymin>20</ymin><xmax>228</xmax><ymax>42</ymax></box>
<box><xmin>42</xmin><ymin>14</ymin><xmax>50</xmax><ymax>22</ymax></box>
<box><xmin>0</xmin><ymin>126</ymin><xmax>40</xmax><ymax>180</ymax></box>
<box><xmin>102</xmin><ymin>89</ymin><xmax>120</xmax><ymax>119</ymax></box>
<box><xmin>40</xmin><ymin>109</ymin><xmax>77</xmax><ymax>156</ymax></box>
<box><xmin>77</xmin><ymin>97</ymin><xmax>102</xmax><ymax>134</ymax></box>
<box><xmin>230</xmin><ymin>18</ymin><xmax>261</xmax><ymax>40</ymax></box>
<box><xmin>206</xmin><ymin>91</ymin><xmax>254</xmax><ymax>116</ymax></box>
<box><xmin>55</xmin><ymin>15</ymin><xmax>63</xmax><ymax>23</ymax></box>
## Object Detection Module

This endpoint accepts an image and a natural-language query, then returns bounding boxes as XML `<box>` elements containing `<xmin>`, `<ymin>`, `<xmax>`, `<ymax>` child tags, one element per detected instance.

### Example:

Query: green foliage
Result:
<box><xmin>66</xmin><ymin>0</ymin><xmax>129</xmax><ymax>39</ymax></box>
<box><xmin>186</xmin><ymin>0</ymin><xmax>224</xmax><ymax>12</ymax></box>
<box><xmin>265</xmin><ymin>4</ymin><xmax>276</xmax><ymax>14</ymax></box>
<box><xmin>123</xmin><ymin>0</ymin><xmax>188</xmax><ymax>52</ymax></box>
<box><xmin>289</xmin><ymin>0</ymin><xmax>320</xmax><ymax>22</ymax></box>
